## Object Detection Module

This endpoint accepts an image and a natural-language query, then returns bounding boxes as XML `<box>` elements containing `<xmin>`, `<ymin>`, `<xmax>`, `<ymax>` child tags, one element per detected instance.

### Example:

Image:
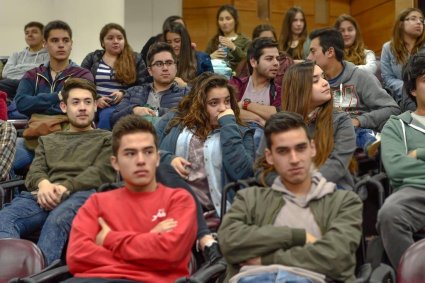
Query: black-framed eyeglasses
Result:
<box><xmin>404</xmin><ymin>17</ymin><xmax>425</xmax><ymax>24</ymax></box>
<box><xmin>150</xmin><ymin>60</ymin><xmax>176</xmax><ymax>68</ymax></box>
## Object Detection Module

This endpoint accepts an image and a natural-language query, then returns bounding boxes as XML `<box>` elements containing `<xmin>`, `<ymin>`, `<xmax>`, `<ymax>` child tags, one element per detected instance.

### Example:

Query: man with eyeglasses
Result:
<box><xmin>111</xmin><ymin>42</ymin><xmax>189</xmax><ymax>126</ymax></box>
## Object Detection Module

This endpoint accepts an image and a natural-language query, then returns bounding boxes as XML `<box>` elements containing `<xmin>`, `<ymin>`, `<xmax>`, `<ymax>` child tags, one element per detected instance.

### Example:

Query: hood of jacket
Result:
<box><xmin>270</xmin><ymin>170</ymin><xmax>336</xmax><ymax>208</ymax></box>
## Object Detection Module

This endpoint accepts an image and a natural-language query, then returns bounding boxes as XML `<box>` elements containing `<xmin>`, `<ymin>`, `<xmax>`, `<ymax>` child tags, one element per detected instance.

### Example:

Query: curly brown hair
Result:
<box><xmin>166</xmin><ymin>72</ymin><xmax>243</xmax><ymax>140</ymax></box>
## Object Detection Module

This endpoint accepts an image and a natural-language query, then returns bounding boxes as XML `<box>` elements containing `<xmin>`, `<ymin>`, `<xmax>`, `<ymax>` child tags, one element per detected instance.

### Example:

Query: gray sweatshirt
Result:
<box><xmin>272</xmin><ymin>171</ymin><xmax>335</xmax><ymax>240</ymax></box>
<box><xmin>330</xmin><ymin>61</ymin><xmax>400</xmax><ymax>132</ymax></box>
<box><xmin>2</xmin><ymin>47</ymin><xmax>49</xmax><ymax>80</ymax></box>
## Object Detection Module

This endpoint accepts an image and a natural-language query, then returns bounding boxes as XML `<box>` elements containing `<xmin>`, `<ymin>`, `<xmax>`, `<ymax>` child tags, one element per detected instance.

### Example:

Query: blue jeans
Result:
<box><xmin>238</xmin><ymin>270</ymin><xmax>314</xmax><ymax>283</ymax></box>
<box><xmin>12</xmin><ymin>137</ymin><xmax>34</xmax><ymax>171</ymax></box>
<box><xmin>355</xmin><ymin>127</ymin><xmax>376</xmax><ymax>152</ymax></box>
<box><xmin>0</xmin><ymin>189</ymin><xmax>95</xmax><ymax>265</ymax></box>
<box><xmin>97</xmin><ymin>105</ymin><xmax>116</xmax><ymax>130</ymax></box>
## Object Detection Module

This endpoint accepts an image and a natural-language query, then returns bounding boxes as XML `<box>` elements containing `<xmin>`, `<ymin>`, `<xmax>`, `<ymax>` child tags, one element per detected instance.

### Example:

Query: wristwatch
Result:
<box><xmin>242</xmin><ymin>98</ymin><xmax>251</xmax><ymax>110</ymax></box>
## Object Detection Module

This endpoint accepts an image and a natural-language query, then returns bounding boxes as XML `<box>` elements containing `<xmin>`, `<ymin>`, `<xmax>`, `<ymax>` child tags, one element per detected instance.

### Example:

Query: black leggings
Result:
<box><xmin>156</xmin><ymin>163</ymin><xmax>211</xmax><ymax>239</ymax></box>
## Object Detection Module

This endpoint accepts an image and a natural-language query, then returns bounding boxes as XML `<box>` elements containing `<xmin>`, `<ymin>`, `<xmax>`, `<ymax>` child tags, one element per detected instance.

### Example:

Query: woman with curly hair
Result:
<box><xmin>155</xmin><ymin>73</ymin><xmax>255</xmax><ymax>215</ymax></box>
<box><xmin>279</xmin><ymin>6</ymin><xmax>310</xmax><ymax>60</ymax></box>
<box><xmin>164</xmin><ymin>23</ymin><xmax>213</xmax><ymax>87</ymax></box>
<box><xmin>257</xmin><ymin>61</ymin><xmax>356</xmax><ymax>190</ymax></box>
<box><xmin>82</xmin><ymin>23</ymin><xmax>149</xmax><ymax>129</ymax></box>
<box><xmin>334</xmin><ymin>14</ymin><xmax>377</xmax><ymax>74</ymax></box>
<box><xmin>205</xmin><ymin>4</ymin><xmax>251</xmax><ymax>71</ymax></box>
<box><xmin>381</xmin><ymin>8</ymin><xmax>425</xmax><ymax>102</ymax></box>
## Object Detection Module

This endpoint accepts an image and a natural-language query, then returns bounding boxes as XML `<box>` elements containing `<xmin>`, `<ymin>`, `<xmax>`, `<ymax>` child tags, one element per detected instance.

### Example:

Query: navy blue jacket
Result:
<box><xmin>111</xmin><ymin>82</ymin><xmax>189</xmax><ymax>126</ymax></box>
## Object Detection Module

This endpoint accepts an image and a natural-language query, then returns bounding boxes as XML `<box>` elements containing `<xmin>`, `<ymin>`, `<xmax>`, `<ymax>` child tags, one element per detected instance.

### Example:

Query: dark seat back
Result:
<box><xmin>397</xmin><ymin>238</ymin><xmax>425</xmax><ymax>283</ymax></box>
<box><xmin>0</xmin><ymin>239</ymin><xmax>45</xmax><ymax>283</ymax></box>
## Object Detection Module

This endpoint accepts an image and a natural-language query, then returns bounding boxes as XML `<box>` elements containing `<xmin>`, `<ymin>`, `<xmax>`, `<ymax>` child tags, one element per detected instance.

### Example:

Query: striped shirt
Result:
<box><xmin>0</xmin><ymin>121</ymin><xmax>17</xmax><ymax>181</ymax></box>
<box><xmin>95</xmin><ymin>60</ymin><xmax>127</xmax><ymax>96</ymax></box>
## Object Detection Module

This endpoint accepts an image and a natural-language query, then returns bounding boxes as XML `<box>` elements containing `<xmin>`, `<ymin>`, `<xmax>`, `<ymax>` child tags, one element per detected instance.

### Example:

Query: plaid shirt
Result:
<box><xmin>0</xmin><ymin>121</ymin><xmax>17</xmax><ymax>181</ymax></box>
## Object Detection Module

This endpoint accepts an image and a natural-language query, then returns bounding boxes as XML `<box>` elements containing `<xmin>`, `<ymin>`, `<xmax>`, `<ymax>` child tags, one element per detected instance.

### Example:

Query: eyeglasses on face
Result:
<box><xmin>150</xmin><ymin>60</ymin><xmax>176</xmax><ymax>68</ymax></box>
<box><xmin>404</xmin><ymin>17</ymin><xmax>425</xmax><ymax>24</ymax></box>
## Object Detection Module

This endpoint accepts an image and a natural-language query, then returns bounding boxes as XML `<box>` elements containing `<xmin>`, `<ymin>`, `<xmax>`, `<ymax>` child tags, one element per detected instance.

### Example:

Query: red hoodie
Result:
<box><xmin>67</xmin><ymin>183</ymin><xmax>197</xmax><ymax>283</ymax></box>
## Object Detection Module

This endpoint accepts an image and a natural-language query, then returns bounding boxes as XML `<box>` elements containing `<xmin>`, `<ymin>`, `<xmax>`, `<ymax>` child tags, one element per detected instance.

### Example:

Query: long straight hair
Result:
<box><xmin>281</xmin><ymin>61</ymin><xmax>334</xmax><ymax>167</ymax></box>
<box><xmin>210</xmin><ymin>5</ymin><xmax>240</xmax><ymax>52</ymax></box>
<box><xmin>334</xmin><ymin>14</ymin><xmax>366</xmax><ymax>65</ymax></box>
<box><xmin>100</xmin><ymin>23</ymin><xmax>136</xmax><ymax>85</ymax></box>
<box><xmin>390</xmin><ymin>8</ymin><xmax>425</xmax><ymax>65</ymax></box>
<box><xmin>279</xmin><ymin>6</ymin><xmax>308</xmax><ymax>60</ymax></box>
<box><xmin>164</xmin><ymin>23</ymin><xmax>197</xmax><ymax>82</ymax></box>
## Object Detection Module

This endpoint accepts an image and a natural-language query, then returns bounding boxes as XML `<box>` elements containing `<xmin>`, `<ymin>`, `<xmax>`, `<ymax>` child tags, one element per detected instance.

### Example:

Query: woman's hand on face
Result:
<box><xmin>218</xmin><ymin>108</ymin><xmax>234</xmax><ymax>120</ymax></box>
<box><xmin>219</xmin><ymin>36</ymin><xmax>236</xmax><ymax>51</ymax></box>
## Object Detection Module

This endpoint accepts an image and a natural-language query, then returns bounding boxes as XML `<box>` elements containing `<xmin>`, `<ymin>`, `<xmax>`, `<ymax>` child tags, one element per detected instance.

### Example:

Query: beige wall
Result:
<box><xmin>0</xmin><ymin>0</ymin><xmax>181</xmax><ymax>64</ymax></box>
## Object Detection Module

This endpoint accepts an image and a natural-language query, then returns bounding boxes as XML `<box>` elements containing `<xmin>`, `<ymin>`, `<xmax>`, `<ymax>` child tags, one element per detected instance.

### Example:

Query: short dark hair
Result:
<box><xmin>309</xmin><ymin>27</ymin><xmax>344</xmax><ymax>62</ymax></box>
<box><xmin>146</xmin><ymin>42</ymin><xmax>177</xmax><ymax>67</ymax></box>
<box><xmin>43</xmin><ymin>20</ymin><xmax>72</xmax><ymax>41</ymax></box>
<box><xmin>61</xmin><ymin>78</ymin><xmax>97</xmax><ymax>104</ymax></box>
<box><xmin>162</xmin><ymin>15</ymin><xmax>185</xmax><ymax>32</ymax></box>
<box><xmin>247</xmin><ymin>37</ymin><xmax>279</xmax><ymax>74</ymax></box>
<box><xmin>24</xmin><ymin>21</ymin><xmax>44</xmax><ymax>32</ymax></box>
<box><xmin>403</xmin><ymin>53</ymin><xmax>425</xmax><ymax>106</ymax></box>
<box><xmin>112</xmin><ymin>115</ymin><xmax>158</xmax><ymax>156</ymax></box>
<box><xmin>264</xmin><ymin>111</ymin><xmax>311</xmax><ymax>149</ymax></box>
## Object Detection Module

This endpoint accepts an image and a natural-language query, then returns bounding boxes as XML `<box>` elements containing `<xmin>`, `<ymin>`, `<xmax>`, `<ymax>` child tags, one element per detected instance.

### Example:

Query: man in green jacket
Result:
<box><xmin>0</xmin><ymin>78</ymin><xmax>115</xmax><ymax>265</ymax></box>
<box><xmin>218</xmin><ymin>111</ymin><xmax>362</xmax><ymax>282</ymax></box>
<box><xmin>377</xmin><ymin>53</ymin><xmax>425</xmax><ymax>269</ymax></box>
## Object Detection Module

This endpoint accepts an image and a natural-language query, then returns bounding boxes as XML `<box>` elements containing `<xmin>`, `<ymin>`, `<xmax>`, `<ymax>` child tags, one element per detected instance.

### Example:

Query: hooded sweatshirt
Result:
<box><xmin>272</xmin><ymin>172</ymin><xmax>336</xmax><ymax>240</ymax></box>
<box><xmin>381</xmin><ymin>111</ymin><xmax>425</xmax><ymax>191</ymax></box>
<box><xmin>2</xmin><ymin>48</ymin><xmax>49</xmax><ymax>80</ymax></box>
<box><xmin>329</xmin><ymin>61</ymin><xmax>400</xmax><ymax>132</ymax></box>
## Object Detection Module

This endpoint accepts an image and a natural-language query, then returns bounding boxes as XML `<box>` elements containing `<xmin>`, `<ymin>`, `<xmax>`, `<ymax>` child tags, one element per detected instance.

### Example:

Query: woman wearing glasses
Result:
<box><xmin>381</xmin><ymin>8</ymin><xmax>425</xmax><ymax>103</ymax></box>
<box><xmin>164</xmin><ymin>23</ymin><xmax>213</xmax><ymax>87</ymax></box>
<box><xmin>155</xmin><ymin>73</ymin><xmax>255</xmax><ymax>216</ymax></box>
<box><xmin>82</xmin><ymin>23</ymin><xmax>149</xmax><ymax>130</ymax></box>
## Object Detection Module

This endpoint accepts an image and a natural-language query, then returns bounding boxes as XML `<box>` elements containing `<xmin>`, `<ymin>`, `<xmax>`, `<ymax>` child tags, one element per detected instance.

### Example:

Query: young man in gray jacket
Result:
<box><xmin>218</xmin><ymin>112</ymin><xmax>362</xmax><ymax>282</ymax></box>
<box><xmin>0</xmin><ymin>22</ymin><xmax>49</xmax><ymax>100</ymax></box>
<box><xmin>307</xmin><ymin>28</ymin><xmax>400</xmax><ymax>153</ymax></box>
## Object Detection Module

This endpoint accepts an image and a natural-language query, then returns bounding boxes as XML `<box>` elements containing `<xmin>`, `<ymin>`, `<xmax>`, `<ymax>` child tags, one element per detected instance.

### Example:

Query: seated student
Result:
<box><xmin>82</xmin><ymin>23</ymin><xmax>148</xmax><ymax>130</ymax></box>
<box><xmin>111</xmin><ymin>42</ymin><xmax>189</xmax><ymax>126</ymax></box>
<box><xmin>0</xmin><ymin>21</ymin><xmax>49</xmax><ymax>101</ymax></box>
<box><xmin>377</xmin><ymin>52</ymin><xmax>425</xmax><ymax>269</ymax></box>
<box><xmin>65</xmin><ymin>114</ymin><xmax>197</xmax><ymax>283</ymax></box>
<box><xmin>206</xmin><ymin>5</ymin><xmax>251</xmax><ymax>72</ymax></box>
<box><xmin>307</xmin><ymin>27</ymin><xmax>400</xmax><ymax>155</ymax></box>
<box><xmin>381</xmin><ymin>8</ymin><xmax>425</xmax><ymax>102</ymax></box>
<box><xmin>237</xmin><ymin>24</ymin><xmax>294</xmax><ymax>85</ymax></box>
<box><xmin>229</xmin><ymin>37</ymin><xmax>281</xmax><ymax>148</ymax></box>
<box><xmin>218</xmin><ymin>112</ymin><xmax>362</xmax><ymax>282</ymax></box>
<box><xmin>140</xmin><ymin>15</ymin><xmax>186</xmax><ymax>65</ymax></box>
<box><xmin>164</xmin><ymin>23</ymin><xmax>213</xmax><ymax>87</ymax></box>
<box><xmin>279</xmin><ymin>6</ymin><xmax>311</xmax><ymax>61</ymax></box>
<box><xmin>155</xmin><ymin>73</ymin><xmax>255</xmax><ymax>216</ymax></box>
<box><xmin>0</xmin><ymin>78</ymin><xmax>115</xmax><ymax>265</ymax></box>
<box><xmin>13</xmin><ymin>20</ymin><xmax>93</xmax><ymax>172</ymax></box>
<box><xmin>257</xmin><ymin>61</ymin><xmax>356</xmax><ymax>190</ymax></box>
<box><xmin>334</xmin><ymin>14</ymin><xmax>378</xmax><ymax>74</ymax></box>
<box><xmin>0</xmin><ymin>121</ymin><xmax>17</xmax><ymax>181</ymax></box>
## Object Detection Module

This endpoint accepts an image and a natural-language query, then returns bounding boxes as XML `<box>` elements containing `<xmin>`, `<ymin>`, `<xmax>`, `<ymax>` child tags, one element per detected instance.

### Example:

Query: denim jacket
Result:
<box><xmin>381</xmin><ymin>41</ymin><xmax>425</xmax><ymax>101</ymax></box>
<box><xmin>155</xmin><ymin>111</ymin><xmax>255</xmax><ymax>215</ymax></box>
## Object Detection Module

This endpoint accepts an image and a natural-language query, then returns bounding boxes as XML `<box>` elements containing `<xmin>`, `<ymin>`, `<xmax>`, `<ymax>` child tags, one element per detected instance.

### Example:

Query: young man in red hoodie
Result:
<box><xmin>65</xmin><ymin>114</ymin><xmax>197</xmax><ymax>283</ymax></box>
